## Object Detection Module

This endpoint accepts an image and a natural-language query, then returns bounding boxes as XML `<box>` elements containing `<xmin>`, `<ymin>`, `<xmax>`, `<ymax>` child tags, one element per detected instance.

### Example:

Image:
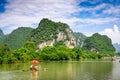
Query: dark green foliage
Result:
<box><xmin>0</xmin><ymin>44</ymin><xmax>15</xmax><ymax>64</ymax></box>
<box><xmin>11</xmin><ymin>42</ymin><xmax>36</xmax><ymax>63</ymax></box>
<box><xmin>72</xmin><ymin>48</ymin><xmax>82</xmax><ymax>60</ymax></box>
<box><xmin>23</xmin><ymin>41</ymin><xmax>35</xmax><ymax>51</ymax></box>
<box><xmin>0</xmin><ymin>43</ymin><xmax>116</xmax><ymax>64</ymax></box>
<box><xmin>53</xmin><ymin>41</ymin><xmax>65</xmax><ymax>47</ymax></box>
<box><xmin>40</xmin><ymin>46</ymin><xmax>58</xmax><ymax>60</ymax></box>
<box><xmin>39</xmin><ymin>46</ymin><xmax>75</xmax><ymax>60</ymax></box>
<box><xmin>4</xmin><ymin>27</ymin><xmax>33</xmax><ymax>50</ymax></box>
<box><xmin>28</xmin><ymin>18</ymin><xmax>71</xmax><ymax>45</ymax></box>
<box><xmin>28</xmin><ymin>18</ymin><xmax>57</xmax><ymax>44</ymax></box>
<box><xmin>74</xmin><ymin>32</ymin><xmax>86</xmax><ymax>48</ymax></box>
<box><xmin>82</xmin><ymin>33</ymin><xmax>115</xmax><ymax>53</ymax></box>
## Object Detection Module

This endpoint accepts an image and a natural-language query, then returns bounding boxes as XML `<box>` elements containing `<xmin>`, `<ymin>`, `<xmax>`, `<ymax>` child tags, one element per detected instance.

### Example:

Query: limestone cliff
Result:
<box><xmin>28</xmin><ymin>18</ymin><xmax>76</xmax><ymax>49</ymax></box>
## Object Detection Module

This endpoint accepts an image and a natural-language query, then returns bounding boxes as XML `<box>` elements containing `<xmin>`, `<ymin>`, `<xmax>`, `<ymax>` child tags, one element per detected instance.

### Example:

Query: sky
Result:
<box><xmin>0</xmin><ymin>0</ymin><xmax>120</xmax><ymax>44</ymax></box>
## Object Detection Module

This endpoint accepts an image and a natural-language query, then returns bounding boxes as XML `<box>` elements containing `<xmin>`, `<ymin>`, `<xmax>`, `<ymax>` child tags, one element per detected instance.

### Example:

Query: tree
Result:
<box><xmin>72</xmin><ymin>48</ymin><xmax>82</xmax><ymax>60</ymax></box>
<box><xmin>0</xmin><ymin>44</ymin><xmax>12</xmax><ymax>63</ymax></box>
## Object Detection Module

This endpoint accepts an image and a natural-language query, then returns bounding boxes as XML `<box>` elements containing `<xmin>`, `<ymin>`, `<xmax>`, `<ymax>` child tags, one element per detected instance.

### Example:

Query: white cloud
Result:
<box><xmin>83</xmin><ymin>3</ymin><xmax>109</xmax><ymax>11</ymax></box>
<box><xmin>79</xmin><ymin>3</ymin><xmax>120</xmax><ymax>18</ymax></box>
<box><xmin>0</xmin><ymin>0</ymin><xmax>81</xmax><ymax>34</ymax></box>
<box><xmin>0</xmin><ymin>0</ymin><xmax>120</xmax><ymax>35</ymax></box>
<box><xmin>103</xmin><ymin>5</ymin><xmax>120</xmax><ymax>16</ymax></box>
<box><xmin>73</xmin><ymin>17</ymin><xmax>118</xmax><ymax>24</ymax></box>
<box><xmin>99</xmin><ymin>24</ymin><xmax>120</xmax><ymax>44</ymax></box>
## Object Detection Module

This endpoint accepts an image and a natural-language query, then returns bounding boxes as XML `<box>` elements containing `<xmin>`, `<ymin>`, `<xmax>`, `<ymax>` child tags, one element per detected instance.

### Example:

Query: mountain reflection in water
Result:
<box><xmin>0</xmin><ymin>61</ymin><xmax>120</xmax><ymax>80</ymax></box>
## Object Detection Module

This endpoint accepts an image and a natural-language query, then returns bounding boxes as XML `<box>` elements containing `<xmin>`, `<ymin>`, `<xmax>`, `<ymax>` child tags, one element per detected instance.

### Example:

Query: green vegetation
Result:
<box><xmin>0</xmin><ymin>18</ymin><xmax>117</xmax><ymax>64</ymax></box>
<box><xmin>74</xmin><ymin>32</ymin><xmax>86</xmax><ymax>48</ymax></box>
<box><xmin>28</xmin><ymin>18</ymin><xmax>71</xmax><ymax>45</ymax></box>
<box><xmin>82</xmin><ymin>33</ymin><xmax>115</xmax><ymax>54</ymax></box>
<box><xmin>0</xmin><ymin>42</ymin><xmax>115</xmax><ymax>64</ymax></box>
<box><xmin>53</xmin><ymin>41</ymin><xmax>65</xmax><ymax>47</ymax></box>
<box><xmin>4</xmin><ymin>27</ymin><xmax>33</xmax><ymax>50</ymax></box>
<box><xmin>28</xmin><ymin>18</ymin><xmax>57</xmax><ymax>44</ymax></box>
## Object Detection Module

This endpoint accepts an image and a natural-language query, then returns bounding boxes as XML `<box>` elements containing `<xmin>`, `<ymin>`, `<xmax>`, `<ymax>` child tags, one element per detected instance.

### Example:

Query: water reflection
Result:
<box><xmin>0</xmin><ymin>61</ymin><xmax>120</xmax><ymax>80</ymax></box>
<box><xmin>31</xmin><ymin>71</ymin><xmax>38</xmax><ymax>80</ymax></box>
<box><xmin>111</xmin><ymin>60</ymin><xmax>120</xmax><ymax>80</ymax></box>
<box><xmin>73</xmin><ymin>61</ymin><xmax>113</xmax><ymax>80</ymax></box>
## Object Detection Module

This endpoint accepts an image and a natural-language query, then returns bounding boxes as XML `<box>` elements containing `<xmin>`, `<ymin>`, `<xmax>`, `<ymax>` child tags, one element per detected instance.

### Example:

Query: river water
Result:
<box><xmin>0</xmin><ymin>60</ymin><xmax>120</xmax><ymax>80</ymax></box>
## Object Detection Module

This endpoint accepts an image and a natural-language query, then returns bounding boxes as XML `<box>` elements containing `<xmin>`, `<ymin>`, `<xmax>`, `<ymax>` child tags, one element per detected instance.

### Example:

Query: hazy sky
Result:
<box><xmin>0</xmin><ymin>0</ymin><xmax>120</xmax><ymax>44</ymax></box>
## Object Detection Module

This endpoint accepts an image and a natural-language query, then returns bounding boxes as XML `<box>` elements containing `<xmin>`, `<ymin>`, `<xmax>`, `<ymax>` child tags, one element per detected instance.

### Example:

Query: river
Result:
<box><xmin>0</xmin><ymin>60</ymin><xmax>120</xmax><ymax>80</ymax></box>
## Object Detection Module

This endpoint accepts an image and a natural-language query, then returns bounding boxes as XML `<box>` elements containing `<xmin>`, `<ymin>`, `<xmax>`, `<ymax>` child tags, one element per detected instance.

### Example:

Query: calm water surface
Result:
<box><xmin>0</xmin><ymin>60</ymin><xmax>120</xmax><ymax>80</ymax></box>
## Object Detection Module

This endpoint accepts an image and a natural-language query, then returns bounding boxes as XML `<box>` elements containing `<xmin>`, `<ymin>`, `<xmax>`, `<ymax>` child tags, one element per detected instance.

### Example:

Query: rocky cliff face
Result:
<box><xmin>38</xmin><ymin>28</ymin><xmax>76</xmax><ymax>49</ymax></box>
<box><xmin>38</xmin><ymin>39</ymin><xmax>55</xmax><ymax>49</ymax></box>
<box><xmin>64</xmin><ymin>28</ymin><xmax>76</xmax><ymax>48</ymax></box>
<box><xmin>29</xmin><ymin>18</ymin><xmax>76</xmax><ymax>49</ymax></box>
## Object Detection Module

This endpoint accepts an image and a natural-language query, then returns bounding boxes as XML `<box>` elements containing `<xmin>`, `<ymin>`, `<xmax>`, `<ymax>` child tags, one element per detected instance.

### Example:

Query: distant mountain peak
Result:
<box><xmin>4</xmin><ymin>27</ymin><xmax>33</xmax><ymax>50</ymax></box>
<box><xmin>74</xmin><ymin>32</ymin><xmax>87</xmax><ymax>48</ymax></box>
<box><xmin>28</xmin><ymin>18</ymin><xmax>76</xmax><ymax>49</ymax></box>
<box><xmin>82</xmin><ymin>33</ymin><xmax>115</xmax><ymax>53</ymax></box>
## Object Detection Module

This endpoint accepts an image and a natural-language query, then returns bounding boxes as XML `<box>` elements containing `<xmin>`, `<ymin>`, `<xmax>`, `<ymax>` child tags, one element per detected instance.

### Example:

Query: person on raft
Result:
<box><xmin>30</xmin><ymin>60</ymin><xmax>39</xmax><ymax>71</ymax></box>
<box><xmin>30</xmin><ymin>65</ymin><xmax>39</xmax><ymax>71</ymax></box>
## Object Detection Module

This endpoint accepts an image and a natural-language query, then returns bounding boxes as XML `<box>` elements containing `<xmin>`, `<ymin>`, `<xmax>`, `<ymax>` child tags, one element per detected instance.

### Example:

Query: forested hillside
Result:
<box><xmin>82</xmin><ymin>33</ymin><xmax>115</xmax><ymax>53</ymax></box>
<box><xmin>0</xmin><ymin>29</ymin><xmax>5</xmax><ymax>45</ymax></box>
<box><xmin>0</xmin><ymin>18</ymin><xmax>117</xmax><ymax>64</ymax></box>
<box><xmin>74</xmin><ymin>32</ymin><xmax>86</xmax><ymax>48</ymax></box>
<box><xmin>4</xmin><ymin>27</ymin><xmax>33</xmax><ymax>50</ymax></box>
<box><xmin>28</xmin><ymin>18</ymin><xmax>76</xmax><ymax>49</ymax></box>
<box><xmin>0</xmin><ymin>19</ymin><xmax>116</xmax><ymax>52</ymax></box>
<box><xmin>28</xmin><ymin>18</ymin><xmax>60</xmax><ymax>44</ymax></box>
